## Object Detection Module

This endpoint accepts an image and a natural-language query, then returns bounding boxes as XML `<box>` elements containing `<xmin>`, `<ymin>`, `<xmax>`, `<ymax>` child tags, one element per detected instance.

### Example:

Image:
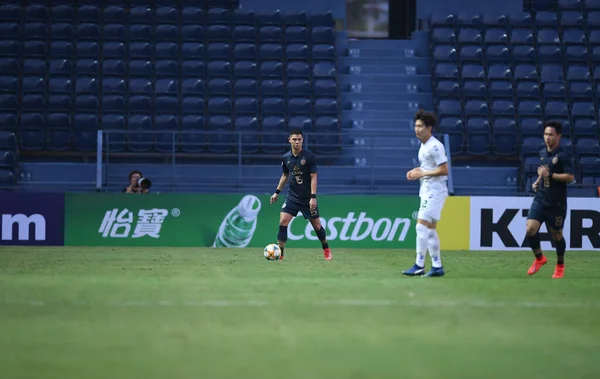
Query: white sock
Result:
<box><xmin>415</xmin><ymin>223</ymin><xmax>428</xmax><ymax>267</ymax></box>
<box><xmin>428</xmin><ymin>228</ymin><xmax>442</xmax><ymax>268</ymax></box>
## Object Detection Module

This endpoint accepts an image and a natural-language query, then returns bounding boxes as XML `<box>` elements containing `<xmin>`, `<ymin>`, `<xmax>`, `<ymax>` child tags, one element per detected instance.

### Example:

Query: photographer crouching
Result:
<box><xmin>122</xmin><ymin>169</ymin><xmax>152</xmax><ymax>194</ymax></box>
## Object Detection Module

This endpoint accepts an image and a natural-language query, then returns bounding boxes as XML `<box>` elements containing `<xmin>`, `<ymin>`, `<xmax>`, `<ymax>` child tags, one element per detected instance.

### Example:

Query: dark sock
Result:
<box><xmin>315</xmin><ymin>227</ymin><xmax>327</xmax><ymax>248</ymax></box>
<box><xmin>556</xmin><ymin>238</ymin><xmax>566</xmax><ymax>265</ymax></box>
<box><xmin>527</xmin><ymin>233</ymin><xmax>543</xmax><ymax>259</ymax></box>
<box><xmin>277</xmin><ymin>225</ymin><xmax>288</xmax><ymax>257</ymax></box>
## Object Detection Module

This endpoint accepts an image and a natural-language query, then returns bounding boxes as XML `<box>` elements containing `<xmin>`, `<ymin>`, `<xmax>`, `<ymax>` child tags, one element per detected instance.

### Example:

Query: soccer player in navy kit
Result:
<box><xmin>526</xmin><ymin>121</ymin><xmax>574</xmax><ymax>279</ymax></box>
<box><xmin>270</xmin><ymin>129</ymin><xmax>333</xmax><ymax>260</ymax></box>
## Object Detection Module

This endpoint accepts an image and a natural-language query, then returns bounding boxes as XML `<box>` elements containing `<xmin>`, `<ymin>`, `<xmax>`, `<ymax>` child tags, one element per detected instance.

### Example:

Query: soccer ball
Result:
<box><xmin>264</xmin><ymin>243</ymin><xmax>282</xmax><ymax>260</ymax></box>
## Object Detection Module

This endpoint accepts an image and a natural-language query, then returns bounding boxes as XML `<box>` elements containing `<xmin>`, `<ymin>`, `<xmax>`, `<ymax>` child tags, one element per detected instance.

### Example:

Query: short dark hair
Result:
<box><xmin>128</xmin><ymin>170</ymin><xmax>143</xmax><ymax>181</ymax></box>
<box><xmin>545</xmin><ymin>121</ymin><xmax>563</xmax><ymax>135</ymax></box>
<box><xmin>414</xmin><ymin>109</ymin><xmax>437</xmax><ymax>128</ymax></box>
<box><xmin>289</xmin><ymin>128</ymin><xmax>303</xmax><ymax>136</ymax></box>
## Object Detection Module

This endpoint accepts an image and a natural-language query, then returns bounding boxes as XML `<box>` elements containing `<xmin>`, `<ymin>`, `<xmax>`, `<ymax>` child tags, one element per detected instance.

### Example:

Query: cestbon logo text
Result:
<box><xmin>1</xmin><ymin>214</ymin><xmax>46</xmax><ymax>241</ymax></box>
<box><xmin>288</xmin><ymin>212</ymin><xmax>412</xmax><ymax>241</ymax></box>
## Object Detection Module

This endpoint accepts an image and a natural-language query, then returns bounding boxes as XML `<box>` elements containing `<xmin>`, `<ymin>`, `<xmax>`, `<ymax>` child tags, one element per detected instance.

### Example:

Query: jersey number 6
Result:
<box><xmin>295</xmin><ymin>175</ymin><xmax>303</xmax><ymax>185</ymax></box>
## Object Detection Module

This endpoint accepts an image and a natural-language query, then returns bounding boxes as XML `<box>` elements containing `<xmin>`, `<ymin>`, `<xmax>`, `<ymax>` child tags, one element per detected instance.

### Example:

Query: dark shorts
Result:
<box><xmin>527</xmin><ymin>200</ymin><xmax>567</xmax><ymax>231</ymax></box>
<box><xmin>281</xmin><ymin>199</ymin><xmax>319</xmax><ymax>219</ymax></box>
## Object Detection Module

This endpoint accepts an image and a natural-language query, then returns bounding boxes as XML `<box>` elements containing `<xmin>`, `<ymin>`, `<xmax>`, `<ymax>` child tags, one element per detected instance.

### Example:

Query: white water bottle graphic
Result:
<box><xmin>213</xmin><ymin>195</ymin><xmax>262</xmax><ymax>248</ymax></box>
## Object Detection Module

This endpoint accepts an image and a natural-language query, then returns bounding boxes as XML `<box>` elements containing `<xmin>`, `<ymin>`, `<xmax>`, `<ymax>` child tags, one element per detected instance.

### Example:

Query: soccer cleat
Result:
<box><xmin>552</xmin><ymin>264</ymin><xmax>564</xmax><ymax>279</ymax></box>
<box><xmin>426</xmin><ymin>267</ymin><xmax>445</xmax><ymax>277</ymax></box>
<box><xmin>402</xmin><ymin>264</ymin><xmax>425</xmax><ymax>276</ymax></box>
<box><xmin>323</xmin><ymin>248</ymin><xmax>332</xmax><ymax>260</ymax></box>
<box><xmin>527</xmin><ymin>255</ymin><xmax>547</xmax><ymax>275</ymax></box>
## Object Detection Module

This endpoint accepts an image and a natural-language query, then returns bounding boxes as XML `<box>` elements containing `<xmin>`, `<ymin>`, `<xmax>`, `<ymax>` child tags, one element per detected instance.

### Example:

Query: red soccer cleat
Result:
<box><xmin>527</xmin><ymin>255</ymin><xmax>547</xmax><ymax>275</ymax></box>
<box><xmin>552</xmin><ymin>264</ymin><xmax>564</xmax><ymax>279</ymax></box>
<box><xmin>323</xmin><ymin>248</ymin><xmax>332</xmax><ymax>261</ymax></box>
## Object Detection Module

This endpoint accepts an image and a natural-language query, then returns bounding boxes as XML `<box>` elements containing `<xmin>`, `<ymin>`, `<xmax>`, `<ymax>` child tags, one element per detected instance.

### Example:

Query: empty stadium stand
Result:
<box><xmin>428</xmin><ymin>0</ymin><xmax>600</xmax><ymax>196</ymax></box>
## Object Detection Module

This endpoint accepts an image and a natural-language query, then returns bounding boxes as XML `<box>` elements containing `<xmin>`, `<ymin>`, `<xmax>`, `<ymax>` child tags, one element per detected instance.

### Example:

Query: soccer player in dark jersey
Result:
<box><xmin>269</xmin><ymin>129</ymin><xmax>332</xmax><ymax>260</ymax></box>
<box><xmin>526</xmin><ymin>121</ymin><xmax>574</xmax><ymax>279</ymax></box>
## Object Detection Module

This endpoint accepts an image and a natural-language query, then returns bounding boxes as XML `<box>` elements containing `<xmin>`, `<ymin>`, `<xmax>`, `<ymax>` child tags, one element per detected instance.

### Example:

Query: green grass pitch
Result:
<box><xmin>1</xmin><ymin>247</ymin><xmax>599</xmax><ymax>379</ymax></box>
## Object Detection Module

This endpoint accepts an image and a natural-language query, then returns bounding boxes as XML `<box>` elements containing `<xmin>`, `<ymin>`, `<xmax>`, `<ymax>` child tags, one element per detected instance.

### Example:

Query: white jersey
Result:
<box><xmin>417</xmin><ymin>136</ymin><xmax>448</xmax><ymax>198</ymax></box>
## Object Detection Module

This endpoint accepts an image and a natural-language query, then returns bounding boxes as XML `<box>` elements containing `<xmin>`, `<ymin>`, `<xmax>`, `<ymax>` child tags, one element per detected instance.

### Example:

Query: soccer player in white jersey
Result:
<box><xmin>403</xmin><ymin>110</ymin><xmax>449</xmax><ymax>277</ymax></box>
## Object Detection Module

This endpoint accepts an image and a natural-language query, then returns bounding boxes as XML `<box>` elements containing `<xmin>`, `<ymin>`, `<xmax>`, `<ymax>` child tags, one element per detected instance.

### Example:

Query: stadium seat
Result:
<box><xmin>155</xmin><ymin>114</ymin><xmax>179</xmax><ymax>153</ymax></box>
<box><xmin>493</xmin><ymin>118</ymin><xmax>518</xmax><ymax>155</ymax></box>
<box><xmin>128</xmin><ymin>114</ymin><xmax>153</xmax><ymax>153</ymax></box>
<box><xmin>235</xmin><ymin>116</ymin><xmax>260</xmax><ymax>154</ymax></box>
<box><xmin>466</xmin><ymin>118</ymin><xmax>492</xmax><ymax>155</ymax></box>
<box><xmin>208</xmin><ymin>115</ymin><xmax>235</xmax><ymax>154</ymax></box>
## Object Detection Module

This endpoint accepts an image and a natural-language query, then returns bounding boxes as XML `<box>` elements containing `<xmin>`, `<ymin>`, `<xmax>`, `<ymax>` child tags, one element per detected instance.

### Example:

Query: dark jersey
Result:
<box><xmin>282</xmin><ymin>149</ymin><xmax>317</xmax><ymax>204</ymax></box>
<box><xmin>535</xmin><ymin>146</ymin><xmax>574</xmax><ymax>208</ymax></box>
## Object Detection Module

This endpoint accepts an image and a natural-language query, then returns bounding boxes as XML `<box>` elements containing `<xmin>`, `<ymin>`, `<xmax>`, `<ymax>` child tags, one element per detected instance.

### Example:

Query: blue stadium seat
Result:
<box><xmin>156</xmin><ymin>7</ymin><xmax>179</xmax><ymax>24</ymax></box>
<box><xmin>155</xmin><ymin>60</ymin><xmax>179</xmax><ymax>77</ymax></box>
<box><xmin>464</xmin><ymin>80</ymin><xmax>487</xmax><ymax>97</ymax></box>
<box><xmin>289</xmin><ymin>116</ymin><xmax>313</xmax><ymax>132</ymax></box>
<box><xmin>262</xmin><ymin>97</ymin><xmax>285</xmax><ymax>115</ymax></box>
<box><xmin>434</xmin><ymin>45</ymin><xmax>457</xmax><ymax>61</ymax></box>
<box><xmin>260</xmin><ymin>43</ymin><xmax>283</xmax><ymax>60</ymax></box>
<box><xmin>493</xmin><ymin>118</ymin><xmax>518</xmax><ymax>155</ymax></box>
<box><xmin>76</xmin><ymin>59</ymin><xmax>99</xmax><ymax>75</ymax></box>
<box><xmin>260</xmin><ymin>61</ymin><xmax>283</xmax><ymax>77</ymax></box>
<box><xmin>78</xmin><ymin>5</ymin><xmax>100</xmax><ymax>22</ymax></box>
<box><xmin>25</xmin><ymin>23</ymin><xmax>46</xmax><ymax>40</ymax></box>
<box><xmin>286</xmin><ymin>26</ymin><xmax>309</xmax><ymax>42</ymax></box>
<box><xmin>575</xmin><ymin>138</ymin><xmax>600</xmax><ymax>159</ymax></box>
<box><xmin>558</xmin><ymin>0</ymin><xmax>583</xmax><ymax>9</ymax></box>
<box><xmin>461</xmin><ymin>64</ymin><xmax>484</xmax><ymax>80</ymax></box>
<box><xmin>48</xmin><ymin>128</ymin><xmax>72</xmax><ymax>151</ymax></box>
<box><xmin>232</xmin><ymin>25</ymin><xmax>255</xmax><ymax>41</ymax></box>
<box><xmin>312</xmin><ymin>44</ymin><xmax>336</xmax><ymax>60</ymax></box>
<box><xmin>76</xmin><ymin>41</ymin><xmax>99</xmax><ymax>58</ymax></box>
<box><xmin>0</xmin><ymin>76</ymin><xmax>17</xmax><ymax>93</ymax></box>
<box><xmin>0</xmin><ymin>58</ymin><xmax>18</xmax><ymax>75</ymax></box>
<box><xmin>233</xmin><ymin>43</ymin><xmax>256</xmax><ymax>60</ymax></box>
<box><xmin>512</xmin><ymin>45</ymin><xmax>536</xmax><ymax>60</ymax></box>
<box><xmin>52</xmin><ymin>6</ymin><xmax>75</xmax><ymax>22</ymax></box>
<box><xmin>484</xmin><ymin>29</ymin><xmax>508</xmax><ymax>45</ymax></box>
<box><xmin>315</xmin><ymin>98</ymin><xmax>338</xmax><ymax>115</ymax></box>
<box><xmin>77</xmin><ymin>23</ymin><xmax>100</xmax><ymax>40</ymax></box>
<box><xmin>521</xmin><ymin>137</ymin><xmax>545</xmax><ymax>158</ymax></box>
<box><xmin>490</xmin><ymin>98</ymin><xmax>515</xmax><ymax>115</ymax></box>
<box><xmin>21</xmin><ymin>113</ymin><xmax>44</xmax><ymax>129</ymax></box>
<box><xmin>130</xmin><ymin>6</ymin><xmax>152</xmax><ymax>24</ymax></box>
<box><xmin>208</xmin><ymin>42</ymin><xmax>231</xmax><ymax>59</ymax></box>
<box><xmin>234</xmin><ymin>61</ymin><xmax>257</xmax><ymax>77</ymax></box>
<box><xmin>465</xmin><ymin>99</ymin><xmax>488</xmax><ymax>115</ymax></box>
<box><xmin>155</xmin><ymin>42</ymin><xmax>178</xmax><ymax>59</ymax></box>
<box><xmin>49</xmin><ymin>77</ymin><xmax>72</xmax><ymax>93</ymax></box>
<box><xmin>182</xmin><ymin>25</ymin><xmax>205</xmax><ymax>41</ymax></box>
<box><xmin>287</xmin><ymin>61</ymin><xmax>310</xmax><ymax>77</ymax></box>
<box><xmin>509</xmin><ymin>11</ymin><xmax>533</xmax><ymax>26</ymax></box>
<box><xmin>156</xmin><ymin>95</ymin><xmax>178</xmax><ymax>113</ymax></box>
<box><xmin>102</xmin><ymin>95</ymin><xmax>124</xmax><ymax>113</ymax></box>
<box><xmin>314</xmin><ymin>79</ymin><xmax>336</xmax><ymax>97</ymax></box>
<box><xmin>0</xmin><ymin>113</ymin><xmax>16</xmax><ymax>130</ymax></box>
<box><xmin>182</xmin><ymin>78</ymin><xmax>205</xmax><ymax>95</ymax></box>
<box><xmin>103</xmin><ymin>59</ymin><xmax>125</xmax><ymax>77</ymax></box>
<box><xmin>0</xmin><ymin>94</ymin><xmax>17</xmax><ymax>111</ymax></box>
<box><xmin>181</xmin><ymin>97</ymin><xmax>204</xmax><ymax>115</ymax></box>
<box><xmin>542</xmin><ymin>82</ymin><xmax>566</xmax><ymax>99</ymax></box>
<box><xmin>510</xmin><ymin>28</ymin><xmax>534</xmax><ymax>45</ymax></box>
<box><xmin>459</xmin><ymin>45</ymin><xmax>481</xmax><ymax>61</ymax></box>
<box><xmin>518</xmin><ymin>100</ymin><xmax>542</xmax><ymax>116</ymax></box>
<box><xmin>207</xmin><ymin>25</ymin><xmax>229</xmax><ymax>41</ymax></box>
<box><xmin>235</xmin><ymin>79</ymin><xmax>257</xmax><ymax>96</ymax></box>
<box><xmin>545</xmin><ymin>100</ymin><xmax>569</xmax><ymax>117</ymax></box>
<box><xmin>155</xmin><ymin>114</ymin><xmax>179</xmax><ymax>153</ymax></box>
<box><xmin>21</xmin><ymin>94</ymin><xmax>44</xmax><ymax>111</ymax></box>
<box><xmin>208</xmin><ymin>115</ymin><xmax>234</xmax><ymax>154</ymax></box>
<box><xmin>314</xmin><ymin>116</ymin><xmax>341</xmax><ymax>155</ymax></box>
<box><xmin>181</xmin><ymin>7</ymin><xmax>203</xmax><ymax>24</ymax></box>
<box><xmin>434</xmin><ymin>63</ymin><xmax>459</xmax><ymax>80</ymax></box>
<box><xmin>482</xmin><ymin>12</ymin><xmax>508</xmax><ymax>27</ymax></box>
<box><xmin>466</xmin><ymin>117</ymin><xmax>492</xmax><ymax>155</ymax></box>
<box><xmin>436</xmin><ymin>80</ymin><xmax>460</xmax><ymax>96</ymax></box>
<box><xmin>76</xmin><ymin>77</ymin><xmax>99</xmax><ymax>94</ymax></box>
<box><xmin>256</xmin><ymin>10</ymin><xmax>282</xmax><ymax>25</ymax></box>
<box><xmin>261</xmin><ymin>115</ymin><xmax>287</xmax><ymax>154</ymax></box>
<box><xmin>564</xmin><ymin>45</ymin><xmax>588</xmax><ymax>61</ymax></box>
<box><xmin>235</xmin><ymin>116</ymin><xmax>260</xmax><ymax>154</ymax></box>
<box><xmin>540</xmin><ymin>64</ymin><xmax>564</xmax><ymax>82</ymax></box>
<box><xmin>128</xmin><ymin>114</ymin><xmax>153</xmax><ymax>153</ymax></box>
<box><xmin>438</xmin><ymin>100</ymin><xmax>461</xmax><ymax>116</ymax></box>
<box><xmin>437</xmin><ymin>117</ymin><xmax>464</xmax><ymax>154</ymax></box>
<box><xmin>572</xmin><ymin>118</ymin><xmax>598</xmax><ymax>138</ymax></box>
<box><xmin>208</xmin><ymin>97</ymin><xmax>233</xmax><ymax>114</ymax></box>
<box><xmin>567</xmin><ymin>65</ymin><xmax>590</xmax><ymax>82</ymax></box>
<box><xmin>51</xmin><ymin>23</ymin><xmax>74</xmax><ymax>41</ymax></box>
<box><xmin>288</xmin><ymin>79</ymin><xmax>311</xmax><ymax>97</ymax></box>
<box><xmin>48</xmin><ymin>59</ymin><xmax>71</xmax><ymax>76</ymax></box>
<box><xmin>283</xmin><ymin>11</ymin><xmax>309</xmax><ymax>26</ymax></box>
<box><xmin>485</xmin><ymin>45</ymin><xmax>509</xmax><ymax>61</ymax></box>
<box><xmin>180</xmin><ymin>115</ymin><xmax>207</xmax><ymax>154</ymax></box>
<box><xmin>535</xmin><ymin>11</ymin><xmax>558</xmax><ymax>26</ymax></box>
<box><xmin>429</xmin><ymin>13</ymin><xmax>455</xmax><ymax>27</ymax></box>
<box><xmin>514</xmin><ymin>64</ymin><xmax>538</xmax><ymax>82</ymax></box>
<box><xmin>568</xmin><ymin>82</ymin><xmax>592</xmax><ymax>99</ymax></box>
<box><xmin>562</xmin><ymin>28</ymin><xmax>586</xmax><ymax>45</ymax></box>
<box><xmin>537</xmin><ymin>28</ymin><xmax>560</xmax><ymax>45</ymax></box>
<box><xmin>20</xmin><ymin>128</ymin><xmax>46</xmax><ymax>151</ymax></box>
<box><xmin>0</xmin><ymin>130</ymin><xmax>17</xmax><ymax>150</ymax></box>
<box><xmin>181</xmin><ymin>60</ymin><xmax>204</xmax><ymax>77</ymax></box>
<box><xmin>288</xmin><ymin>97</ymin><xmax>312</xmax><ymax>114</ymax></box>
<box><xmin>520</xmin><ymin>118</ymin><xmax>544</xmax><ymax>137</ymax></box>
<box><xmin>311</xmin><ymin>12</ymin><xmax>335</xmax><ymax>27</ymax></box>
<box><xmin>23</xmin><ymin>59</ymin><xmax>45</xmax><ymax>75</ymax></box>
<box><xmin>103</xmin><ymin>42</ymin><xmax>126</xmax><ymax>59</ymax></box>
<box><xmin>74</xmin><ymin>113</ymin><xmax>99</xmax><ymax>131</ymax></box>
<box><xmin>25</xmin><ymin>4</ymin><xmax>47</xmax><ymax>21</ymax></box>
<box><xmin>102</xmin><ymin>78</ymin><xmax>125</xmax><ymax>94</ymax></box>
<box><xmin>571</xmin><ymin>101</ymin><xmax>596</xmax><ymax>117</ymax></box>
<box><xmin>260</xmin><ymin>79</ymin><xmax>284</xmax><ymax>96</ymax></box>
<box><xmin>456</xmin><ymin>12</ymin><xmax>482</xmax><ymax>26</ymax></box>
<box><xmin>104</xmin><ymin>6</ymin><xmax>126</xmax><ymax>23</ymax></box>
<box><xmin>206</xmin><ymin>8</ymin><xmax>230</xmax><ymax>24</ymax></box>
<box><xmin>515</xmin><ymin>81</ymin><xmax>540</xmax><ymax>98</ymax></box>
<box><xmin>207</xmin><ymin>60</ymin><xmax>231</xmax><ymax>77</ymax></box>
<box><xmin>260</xmin><ymin>25</ymin><xmax>283</xmax><ymax>42</ymax></box>
<box><xmin>207</xmin><ymin>78</ymin><xmax>231</xmax><ymax>96</ymax></box>
<box><xmin>431</xmin><ymin>27</ymin><xmax>456</xmax><ymax>44</ymax></box>
<box><xmin>458</xmin><ymin>28</ymin><xmax>482</xmax><ymax>45</ymax></box>
<box><xmin>129</xmin><ymin>60</ymin><xmax>152</xmax><ymax>77</ymax></box>
<box><xmin>235</xmin><ymin>97</ymin><xmax>258</xmax><ymax>114</ymax></box>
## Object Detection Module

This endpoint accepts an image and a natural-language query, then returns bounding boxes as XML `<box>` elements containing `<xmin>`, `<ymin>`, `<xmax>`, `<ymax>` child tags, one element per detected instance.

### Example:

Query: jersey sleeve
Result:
<box><xmin>560</xmin><ymin>152</ymin><xmax>574</xmax><ymax>174</ymax></box>
<box><xmin>309</xmin><ymin>154</ymin><xmax>318</xmax><ymax>173</ymax></box>
<box><xmin>282</xmin><ymin>157</ymin><xmax>289</xmax><ymax>174</ymax></box>
<box><xmin>433</xmin><ymin>143</ymin><xmax>448</xmax><ymax>166</ymax></box>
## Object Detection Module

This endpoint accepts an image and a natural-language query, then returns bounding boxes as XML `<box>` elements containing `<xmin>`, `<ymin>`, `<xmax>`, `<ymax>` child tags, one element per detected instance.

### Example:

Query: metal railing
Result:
<box><xmin>95</xmin><ymin>129</ymin><xmax>456</xmax><ymax>195</ymax></box>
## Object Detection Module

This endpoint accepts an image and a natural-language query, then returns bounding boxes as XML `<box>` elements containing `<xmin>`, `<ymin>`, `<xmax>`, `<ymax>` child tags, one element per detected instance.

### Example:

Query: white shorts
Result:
<box><xmin>417</xmin><ymin>194</ymin><xmax>447</xmax><ymax>223</ymax></box>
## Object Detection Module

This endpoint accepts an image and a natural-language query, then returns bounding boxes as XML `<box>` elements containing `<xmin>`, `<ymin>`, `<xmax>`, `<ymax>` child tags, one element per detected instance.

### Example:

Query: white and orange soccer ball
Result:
<box><xmin>264</xmin><ymin>243</ymin><xmax>282</xmax><ymax>260</ymax></box>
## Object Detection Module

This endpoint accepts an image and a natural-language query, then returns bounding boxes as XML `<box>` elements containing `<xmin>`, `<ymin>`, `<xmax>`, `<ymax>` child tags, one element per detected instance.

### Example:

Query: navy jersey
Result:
<box><xmin>535</xmin><ymin>146</ymin><xmax>574</xmax><ymax>208</ymax></box>
<box><xmin>282</xmin><ymin>149</ymin><xmax>317</xmax><ymax>204</ymax></box>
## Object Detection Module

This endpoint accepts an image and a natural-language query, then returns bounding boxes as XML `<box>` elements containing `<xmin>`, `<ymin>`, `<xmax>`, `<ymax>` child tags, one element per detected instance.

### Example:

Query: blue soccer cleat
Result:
<box><xmin>425</xmin><ymin>267</ymin><xmax>445</xmax><ymax>277</ymax></box>
<box><xmin>402</xmin><ymin>264</ymin><xmax>425</xmax><ymax>276</ymax></box>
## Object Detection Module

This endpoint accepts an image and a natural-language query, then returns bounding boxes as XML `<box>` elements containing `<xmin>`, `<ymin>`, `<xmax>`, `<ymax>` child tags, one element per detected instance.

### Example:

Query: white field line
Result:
<box><xmin>1</xmin><ymin>299</ymin><xmax>599</xmax><ymax>309</ymax></box>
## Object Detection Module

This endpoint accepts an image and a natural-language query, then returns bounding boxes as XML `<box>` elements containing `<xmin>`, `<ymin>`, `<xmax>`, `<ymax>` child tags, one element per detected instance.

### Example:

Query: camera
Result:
<box><xmin>136</xmin><ymin>177</ymin><xmax>152</xmax><ymax>190</ymax></box>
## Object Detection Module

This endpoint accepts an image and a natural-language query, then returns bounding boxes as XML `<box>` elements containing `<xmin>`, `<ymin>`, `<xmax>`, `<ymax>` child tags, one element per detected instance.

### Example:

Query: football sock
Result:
<box><xmin>315</xmin><ymin>226</ymin><xmax>327</xmax><ymax>243</ymax></box>
<box><xmin>527</xmin><ymin>233</ymin><xmax>543</xmax><ymax>259</ymax></box>
<box><xmin>322</xmin><ymin>242</ymin><xmax>329</xmax><ymax>249</ymax></box>
<box><xmin>427</xmin><ymin>228</ymin><xmax>443</xmax><ymax>268</ymax></box>
<box><xmin>415</xmin><ymin>223</ymin><xmax>428</xmax><ymax>267</ymax></box>
<box><xmin>278</xmin><ymin>245</ymin><xmax>285</xmax><ymax>257</ymax></box>
<box><xmin>278</xmin><ymin>225</ymin><xmax>288</xmax><ymax>256</ymax></box>
<box><xmin>556</xmin><ymin>238</ymin><xmax>566</xmax><ymax>265</ymax></box>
